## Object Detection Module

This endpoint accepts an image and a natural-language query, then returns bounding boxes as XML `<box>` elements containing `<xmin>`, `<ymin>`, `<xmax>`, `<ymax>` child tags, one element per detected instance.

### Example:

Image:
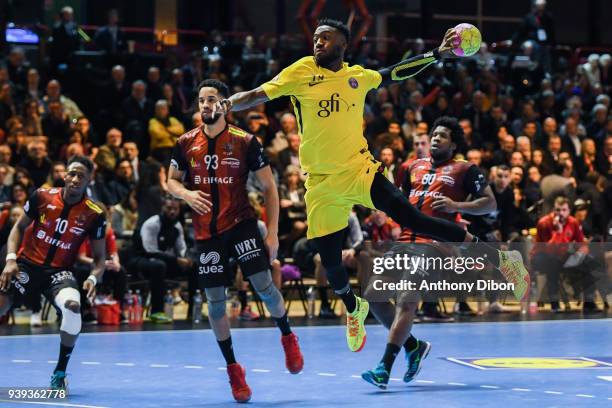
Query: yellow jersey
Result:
<box><xmin>261</xmin><ymin>56</ymin><xmax>382</xmax><ymax>175</ymax></box>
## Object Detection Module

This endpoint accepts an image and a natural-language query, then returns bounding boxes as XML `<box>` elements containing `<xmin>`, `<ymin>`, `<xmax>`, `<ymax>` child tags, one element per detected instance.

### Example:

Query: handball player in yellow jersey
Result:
<box><xmin>213</xmin><ymin>19</ymin><xmax>529</xmax><ymax>352</ymax></box>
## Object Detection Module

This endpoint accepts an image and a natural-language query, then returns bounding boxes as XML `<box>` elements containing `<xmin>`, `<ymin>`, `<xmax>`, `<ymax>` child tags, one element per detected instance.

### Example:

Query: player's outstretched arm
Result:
<box><xmin>167</xmin><ymin>166</ymin><xmax>211</xmax><ymax>214</ymax></box>
<box><xmin>255</xmin><ymin>166</ymin><xmax>280</xmax><ymax>261</ymax></box>
<box><xmin>0</xmin><ymin>213</ymin><xmax>32</xmax><ymax>290</ymax></box>
<box><xmin>377</xmin><ymin>28</ymin><xmax>457</xmax><ymax>86</ymax></box>
<box><xmin>215</xmin><ymin>87</ymin><xmax>270</xmax><ymax>114</ymax></box>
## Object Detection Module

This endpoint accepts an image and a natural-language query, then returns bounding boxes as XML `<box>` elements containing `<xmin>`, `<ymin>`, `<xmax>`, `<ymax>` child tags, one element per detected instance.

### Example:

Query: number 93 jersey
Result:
<box><xmin>171</xmin><ymin>124</ymin><xmax>269</xmax><ymax>240</ymax></box>
<box><xmin>20</xmin><ymin>188</ymin><xmax>106</xmax><ymax>268</ymax></box>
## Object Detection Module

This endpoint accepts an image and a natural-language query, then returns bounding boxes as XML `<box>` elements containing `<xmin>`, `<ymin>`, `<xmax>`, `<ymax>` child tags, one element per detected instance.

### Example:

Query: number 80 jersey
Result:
<box><xmin>19</xmin><ymin>188</ymin><xmax>106</xmax><ymax>268</ymax></box>
<box><xmin>171</xmin><ymin>124</ymin><xmax>270</xmax><ymax>240</ymax></box>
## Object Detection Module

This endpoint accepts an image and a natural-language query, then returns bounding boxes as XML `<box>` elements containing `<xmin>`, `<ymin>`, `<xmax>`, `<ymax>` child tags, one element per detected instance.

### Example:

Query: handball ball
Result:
<box><xmin>451</xmin><ymin>23</ymin><xmax>481</xmax><ymax>57</ymax></box>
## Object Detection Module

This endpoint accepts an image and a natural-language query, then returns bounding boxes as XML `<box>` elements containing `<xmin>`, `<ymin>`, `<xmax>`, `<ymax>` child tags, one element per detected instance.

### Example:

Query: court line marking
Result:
<box><xmin>576</xmin><ymin>394</ymin><xmax>595</xmax><ymax>398</ymax></box>
<box><xmin>512</xmin><ymin>388</ymin><xmax>531</xmax><ymax>392</ymax></box>
<box><xmin>581</xmin><ymin>357</ymin><xmax>612</xmax><ymax>367</ymax></box>
<box><xmin>389</xmin><ymin>378</ymin><xmax>401</xmax><ymax>382</ymax></box>
<box><xmin>47</xmin><ymin>361</ymin><xmax>57</xmax><ymax>364</ymax></box>
<box><xmin>416</xmin><ymin>380</ymin><xmax>434</xmax><ymax>383</ymax></box>
<box><xmin>445</xmin><ymin>358</ymin><xmax>485</xmax><ymax>370</ymax></box>
<box><xmin>149</xmin><ymin>364</ymin><xmax>169</xmax><ymax>368</ymax></box>
<box><xmin>0</xmin><ymin>400</ymin><xmax>110</xmax><ymax>408</ymax></box>
<box><xmin>251</xmin><ymin>369</ymin><xmax>270</xmax><ymax>373</ymax></box>
<box><xmin>544</xmin><ymin>391</ymin><xmax>563</xmax><ymax>395</ymax></box>
<box><xmin>81</xmin><ymin>362</ymin><xmax>101</xmax><ymax>365</ymax></box>
<box><xmin>2</xmin><ymin>318</ymin><xmax>611</xmax><ymax>339</ymax></box>
<box><xmin>350</xmin><ymin>375</ymin><xmax>361</xmax><ymax>378</ymax></box>
<box><xmin>317</xmin><ymin>373</ymin><xmax>336</xmax><ymax>377</ymax></box>
<box><xmin>481</xmin><ymin>385</ymin><xmax>500</xmax><ymax>389</ymax></box>
<box><xmin>184</xmin><ymin>365</ymin><xmax>203</xmax><ymax>369</ymax></box>
<box><xmin>115</xmin><ymin>363</ymin><xmax>134</xmax><ymax>367</ymax></box>
<box><xmin>448</xmin><ymin>382</ymin><xmax>467</xmax><ymax>386</ymax></box>
<box><xmin>12</xmin><ymin>359</ymin><xmax>32</xmax><ymax>363</ymax></box>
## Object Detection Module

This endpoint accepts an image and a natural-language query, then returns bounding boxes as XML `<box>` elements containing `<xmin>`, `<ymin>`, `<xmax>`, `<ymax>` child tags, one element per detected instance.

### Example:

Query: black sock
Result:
<box><xmin>273</xmin><ymin>311</ymin><xmax>292</xmax><ymax>336</ymax></box>
<box><xmin>381</xmin><ymin>343</ymin><xmax>401</xmax><ymax>372</ymax></box>
<box><xmin>54</xmin><ymin>343</ymin><xmax>74</xmax><ymax>373</ymax></box>
<box><xmin>404</xmin><ymin>336</ymin><xmax>419</xmax><ymax>353</ymax></box>
<box><xmin>218</xmin><ymin>337</ymin><xmax>237</xmax><ymax>365</ymax></box>
<box><xmin>338</xmin><ymin>287</ymin><xmax>357</xmax><ymax>313</ymax></box>
<box><xmin>317</xmin><ymin>286</ymin><xmax>329</xmax><ymax>308</ymax></box>
<box><xmin>238</xmin><ymin>291</ymin><xmax>248</xmax><ymax>310</ymax></box>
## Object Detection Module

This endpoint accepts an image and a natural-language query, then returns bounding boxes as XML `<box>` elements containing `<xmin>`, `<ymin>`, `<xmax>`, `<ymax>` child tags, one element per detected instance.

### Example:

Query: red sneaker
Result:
<box><xmin>227</xmin><ymin>363</ymin><xmax>252</xmax><ymax>403</ymax></box>
<box><xmin>281</xmin><ymin>333</ymin><xmax>304</xmax><ymax>374</ymax></box>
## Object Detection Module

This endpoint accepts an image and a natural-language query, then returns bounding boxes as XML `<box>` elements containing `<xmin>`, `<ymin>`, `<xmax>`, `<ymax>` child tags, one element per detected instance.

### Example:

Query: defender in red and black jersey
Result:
<box><xmin>0</xmin><ymin>156</ymin><xmax>107</xmax><ymax>391</ymax></box>
<box><xmin>167</xmin><ymin>79</ymin><xmax>302</xmax><ymax>403</ymax></box>
<box><xmin>363</xmin><ymin>117</ymin><xmax>497</xmax><ymax>389</ymax></box>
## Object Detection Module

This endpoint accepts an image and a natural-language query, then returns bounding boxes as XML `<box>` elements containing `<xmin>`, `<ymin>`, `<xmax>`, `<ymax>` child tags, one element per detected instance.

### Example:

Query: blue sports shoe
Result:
<box><xmin>361</xmin><ymin>362</ymin><xmax>390</xmax><ymax>390</ymax></box>
<box><xmin>50</xmin><ymin>371</ymin><xmax>68</xmax><ymax>392</ymax></box>
<box><xmin>403</xmin><ymin>340</ymin><xmax>431</xmax><ymax>383</ymax></box>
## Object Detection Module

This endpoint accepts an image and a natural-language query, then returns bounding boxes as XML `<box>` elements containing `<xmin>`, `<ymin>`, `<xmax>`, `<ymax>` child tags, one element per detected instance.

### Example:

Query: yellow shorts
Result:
<box><xmin>305</xmin><ymin>157</ymin><xmax>382</xmax><ymax>239</ymax></box>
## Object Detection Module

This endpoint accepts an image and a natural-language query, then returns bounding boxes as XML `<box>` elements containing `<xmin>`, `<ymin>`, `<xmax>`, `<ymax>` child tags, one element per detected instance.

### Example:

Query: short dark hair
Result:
<box><xmin>68</xmin><ymin>155</ymin><xmax>94</xmax><ymax>174</ymax></box>
<box><xmin>197</xmin><ymin>79</ymin><xmax>229</xmax><ymax>98</ymax></box>
<box><xmin>431</xmin><ymin>116</ymin><xmax>466</xmax><ymax>154</ymax></box>
<box><xmin>317</xmin><ymin>18</ymin><xmax>351</xmax><ymax>44</ymax></box>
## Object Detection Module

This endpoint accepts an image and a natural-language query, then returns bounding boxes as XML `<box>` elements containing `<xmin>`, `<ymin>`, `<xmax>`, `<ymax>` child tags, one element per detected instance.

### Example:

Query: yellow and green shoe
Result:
<box><xmin>498</xmin><ymin>250</ymin><xmax>531</xmax><ymax>301</ymax></box>
<box><xmin>346</xmin><ymin>296</ymin><xmax>369</xmax><ymax>352</ymax></box>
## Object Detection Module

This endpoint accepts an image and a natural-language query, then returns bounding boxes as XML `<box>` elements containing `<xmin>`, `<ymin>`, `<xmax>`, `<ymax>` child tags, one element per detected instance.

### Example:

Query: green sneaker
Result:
<box><xmin>361</xmin><ymin>362</ymin><xmax>390</xmax><ymax>389</ymax></box>
<box><xmin>50</xmin><ymin>371</ymin><xmax>68</xmax><ymax>392</ymax></box>
<box><xmin>346</xmin><ymin>296</ymin><xmax>369</xmax><ymax>352</ymax></box>
<box><xmin>403</xmin><ymin>340</ymin><xmax>431</xmax><ymax>383</ymax></box>
<box><xmin>150</xmin><ymin>312</ymin><xmax>172</xmax><ymax>323</ymax></box>
<box><xmin>498</xmin><ymin>250</ymin><xmax>530</xmax><ymax>301</ymax></box>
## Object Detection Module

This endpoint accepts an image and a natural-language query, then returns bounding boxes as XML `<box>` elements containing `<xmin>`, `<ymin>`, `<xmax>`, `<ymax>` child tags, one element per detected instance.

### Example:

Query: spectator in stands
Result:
<box><xmin>0</xmin><ymin>145</ymin><xmax>13</xmax><ymax>185</ymax></box>
<box><xmin>532</xmin><ymin>196</ymin><xmax>587</xmax><ymax>312</ymax></box>
<box><xmin>12</xmin><ymin>167</ymin><xmax>34</xmax><ymax>194</ymax></box>
<box><xmin>595</xmin><ymin>135</ymin><xmax>612</xmax><ymax>176</ymax></box>
<box><xmin>587</xmin><ymin>104</ymin><xmax>608</xmax><ymax>141</ymax></box>
<box><xmin>582</xmin><ymin>54</ymin><xmax>602</xmax><ymax>88</ymax></box>
<box><xmin>49</xmin><ymin>6</ymin><xmax>80</xmax><ymax>72</ymax></box>
<box><xmin>267</xmin><ymin>112</ymin><xmax>296</xmax><ymax>160</ymax></box>
<box><xmin>0</xmin><ymin>164</ymin><xmax>10</xmax><ymax>204</ymax></box>
<box><xmin>516</xmin><ymin>135</ymin><xmax>532</xmax><ymax>162</ymax></box>
<box><xmin>7</xmin><ymin>47</ymin><xmax>29</xmax><ymax>95</ymax></box>
<box><xmin>492</xmin><ymin>134</ymin><xmax>515</xmax><ymax>166</ymax></box>
<box><xmin>43</xmin><ymin>79</ymin><xmax>83</xmax><ymax>121</ymax></box>
<box><xmin>459</xmin><ymin>118</ymin><xmax>482</xmax><ymax>152</ymax></box>
<box><xmin>135</xmin><ymin>160</ymin><xmax>166</xmax><ymax>229</ymax></box>
<box><xmin>22</xmin><ymin>68</ymin><xmax>43</xmax><ymax>105</ymax></box>
<box><xmin>122</xmin><ymin>141</ymin><xmax>144</xmax><ymax>182</ymax></box>
<box><xmin>121</xmin><ymin>80</ymin><xmax>154</xmax><ymax>154</ymax></box>
<box><xmin>148</xmin><ymin>100</ymin><xmax>184</xmax><ymax>165</ymax></box>
<box><xmin>129</xmin><ymin>195</ymin><xmax>196</xmax><ymax>323</ymax></box>
<box><xmin>10</xmin><ymin>182</ymin><xmax>28</xmax><ymax>207</ymax></box>
<box><xmin>74</xmin><ymin>116</ymin><xmax>97</xmax><ymax>150</ymax></box>
<box><xmin>104</xmin><ymin>65</ymin><xmax>131</xmax><ymax>121</ymax></box>
<box><xmin>379</xmin><ymin>147</ymin><xmax>399</xmax><ymax>185</ymax></box>
<box><xmin>42</xmin><ymin>162</ymin><xmax>66</xmax><ymax>188</ymax></box>
<box><xmin>277</xmin><ymin>132</ymin><xmax>300</xmax><ymax>173</ymax></box>
<box><xmin>18</xmin><ymin>139</ymin><xmax>51</xmax><ymax>188</ymax></box>
<box><xmin>94</xmin><ymin>9</ymin><xmax>126</xmax><ymax>55</ymax></box>
<box><xmin>145</xmin><ymin>66</ymin><xmax>163</xmax><ymax>103</ymax></box>
<box><xmin>22</xmin><ymin>99</ymin><xmax>43</xmax><ymax>136</ymax></box>
<box><xmin>95</xmin><ymin>128</ymin><xmax>124</xmax><ymax>179</ymax></box>
<box><xmin>278</xmin><ymin>165</ymin><xmax>307</xmax><ymax>256</ymax></box>
<box><xmin>41</xmin><ymin>100</ymin><xmax>70</xmax><ymax>156</ymax></box>
<box><xmin>111</xmin><ymin>189</ymin><xmax>138</xmax><ymax>238</ymax></box>
<box><xmin>525</xmin><ymin>165</ymin><xmax>543</xmax><ymax>208</ymax></box>
<box><xmin>109</xmin><ymin>159</ymin><xmax>136</xmax><ymax>205</ymax></box>
<box><xmin>561</xmin><ymin>116</ymin><xmax>584</xmax><ymax>158</ymax></box>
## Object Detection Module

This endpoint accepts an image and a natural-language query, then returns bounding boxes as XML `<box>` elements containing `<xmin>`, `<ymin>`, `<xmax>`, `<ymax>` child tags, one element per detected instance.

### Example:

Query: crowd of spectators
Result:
<box><xmin>1</xmin><ymin>5</ymin><xmax>612</xmax><ymax>324</ymax></box>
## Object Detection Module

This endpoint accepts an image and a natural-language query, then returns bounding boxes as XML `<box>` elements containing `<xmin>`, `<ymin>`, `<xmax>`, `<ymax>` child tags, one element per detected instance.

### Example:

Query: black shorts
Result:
<box><xmin>195</xmin><ymin>219</ymin><xmax>270</xmax><ymax>289</ymax></box>
<box><xmin>5</xmin><ymin>259</ymin><xmax>79</xmax><ymax>303</ymax></box>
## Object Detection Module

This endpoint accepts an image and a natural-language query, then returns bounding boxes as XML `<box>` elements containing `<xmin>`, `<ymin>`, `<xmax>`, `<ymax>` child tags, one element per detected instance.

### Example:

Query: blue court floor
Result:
<box><xmin>1</xmin><ymin>319</ymin><xmax>612</xmax><ymax>407</ymax></box>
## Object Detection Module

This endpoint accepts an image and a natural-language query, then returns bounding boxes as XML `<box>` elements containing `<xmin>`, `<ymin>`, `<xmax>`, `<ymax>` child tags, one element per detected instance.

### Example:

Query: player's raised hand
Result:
<box><xmin>184</xmin><ymin>190</ymin><xmax>212</xmax><ymax>215</ymax></box>
<box><xmin>264</xmin><ymin>232</ymin><xmax>279</xmax><ymax>261</ymax></box>
<box><xmin>212</xmin><ymin>98</ymin><xmax>233</xmax><ymax>118</ymax></box>
<box><xmin>0</xmin><ymin>261</ymin><xmax>18</xmax><ymax>291</ymax></box>
<box><xmin>438</xmin><ymin>28</ymin><xmax>458</xmax><ymax>58</ymax></box>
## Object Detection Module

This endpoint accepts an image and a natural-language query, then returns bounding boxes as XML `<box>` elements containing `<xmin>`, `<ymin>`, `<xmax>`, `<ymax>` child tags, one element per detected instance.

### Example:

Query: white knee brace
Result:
<box><xmin>54</xmin><ymin>288</ymin><xmax>82</xmax><ymax>335</ymax></box>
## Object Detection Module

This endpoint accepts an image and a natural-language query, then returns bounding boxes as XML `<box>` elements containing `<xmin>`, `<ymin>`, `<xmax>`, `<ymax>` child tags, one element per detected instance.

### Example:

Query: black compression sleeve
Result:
<box><xmin>378</xmin><ymin>48</ymin><xmax>441</xmax><ymax>86</ymax></box>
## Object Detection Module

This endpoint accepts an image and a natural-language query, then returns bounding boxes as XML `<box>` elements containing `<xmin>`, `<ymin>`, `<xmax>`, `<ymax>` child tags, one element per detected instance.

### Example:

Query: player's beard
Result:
<box><xmin>315</xmin><ymin>45</ymin><xmax>343</xmax><ymax>68</ymax></box>
<box><xmin>430</xmin><ymin>148</ymin><xmax>449</xmax><ymax>162</ymax></box>
<box><xmin>202</xmin><ymin>112</ymin><xmax>222</xmax><ymax>125</ymax></box>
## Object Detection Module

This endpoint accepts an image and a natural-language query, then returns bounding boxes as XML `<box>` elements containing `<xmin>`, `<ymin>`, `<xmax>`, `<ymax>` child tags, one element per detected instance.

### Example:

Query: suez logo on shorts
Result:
<box><xmin>198</xmin><ymin>251</ymin><xmax>224</xmax><ymax>274</ymax></box>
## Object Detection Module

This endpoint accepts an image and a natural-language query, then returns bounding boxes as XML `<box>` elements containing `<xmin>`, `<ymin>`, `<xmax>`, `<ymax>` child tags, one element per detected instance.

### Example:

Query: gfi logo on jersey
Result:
<box><xmin>198</xmin><ymin>251</ymin><xmax>223</xmax><ymax>274</ymax></box>
<box><xmin>317</xmin><ymin>93</ymin><xmax>354</xmax><ymax>117</ymax></box>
